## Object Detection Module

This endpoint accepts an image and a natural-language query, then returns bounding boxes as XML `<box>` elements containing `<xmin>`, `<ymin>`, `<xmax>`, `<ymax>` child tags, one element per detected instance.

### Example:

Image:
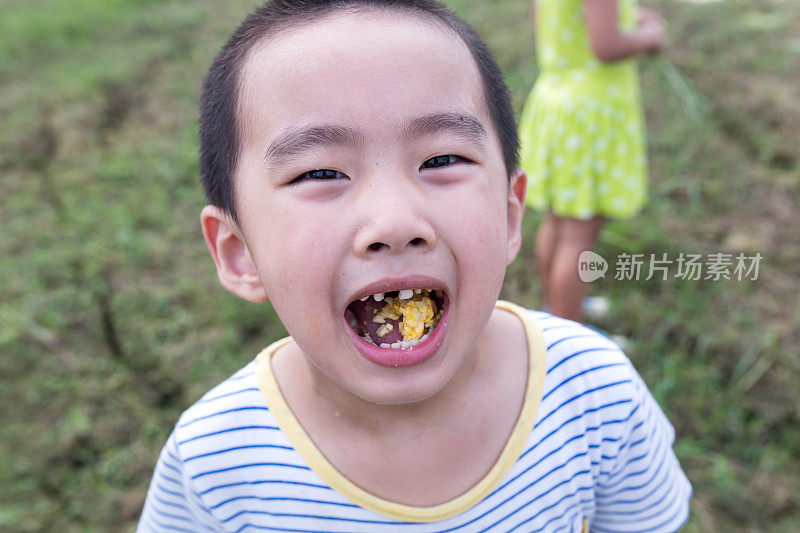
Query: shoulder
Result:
<box><xmin>529</xmin><ymin>310</ymin><xmax>631</xmax><ymax>373</ymax></box>
<box><xmin>524</xmin><ymin>309</ymin><xmax>647</xmax><ymax>436</ymax></box>
<box><xmin>170</xmin><ymin>360</ymin><xmax>285</xmax><ymax>467</ymax></box>
<box><xmin>519</xmin><ymin>314</ymin><xmax>693</xmax><ymax>530</ymax></box>
<box><xmin>175</xmin><ymin>360</ymin><xmax>266</xmax><ymax>429</ymax></box>
<box><xmin>484</xmin><ymin>310</ymin><xmax>690</xmax><ymax>530</ymax></box>
<box><xmin>139</xmin><ymin>360</ymin><xmax>286</xmax><ymax>530</ymax></box>
<box><xmin>526</xmin><ymin>309</ymin><xmax>631</xmax><ymax>380</ymax></box>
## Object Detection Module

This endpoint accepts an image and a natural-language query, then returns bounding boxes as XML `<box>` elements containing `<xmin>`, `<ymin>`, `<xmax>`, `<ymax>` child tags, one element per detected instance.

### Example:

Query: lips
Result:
<box><xmin>343</xmin><ymin>281</ymin><xmax>449</xmax><ymax>368</ymax></box>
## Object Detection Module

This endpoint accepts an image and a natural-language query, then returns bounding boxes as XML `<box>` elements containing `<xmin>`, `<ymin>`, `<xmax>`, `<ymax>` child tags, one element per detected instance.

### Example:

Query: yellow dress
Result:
<box><xmin>519</xmin><ymin>0</ymin><xmax>648</xmax><ymax>220</ymax></box>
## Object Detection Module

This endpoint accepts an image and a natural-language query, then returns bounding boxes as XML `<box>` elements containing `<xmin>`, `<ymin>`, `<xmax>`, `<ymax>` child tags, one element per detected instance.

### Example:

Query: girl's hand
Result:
<box><xmin>586</xmin><ymin>0</ymin><xmax>666</xmax><ymax>62</ymax></box>
<box><xmin>637</xmin><ymin>7</ymin><xmax>661</xmax><ymax>25</ymax></box>
<box><xmin>637</xmin><ymin>7</ymin><xmax>666</xmax><ymax>55</ymax></box>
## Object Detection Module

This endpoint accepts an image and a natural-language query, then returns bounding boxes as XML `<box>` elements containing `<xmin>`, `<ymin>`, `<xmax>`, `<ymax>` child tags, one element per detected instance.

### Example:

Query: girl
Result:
<box><xmin>519</xmin><ymin>0</ymin><xmax>666</xmax><ymax>321</ymax></box>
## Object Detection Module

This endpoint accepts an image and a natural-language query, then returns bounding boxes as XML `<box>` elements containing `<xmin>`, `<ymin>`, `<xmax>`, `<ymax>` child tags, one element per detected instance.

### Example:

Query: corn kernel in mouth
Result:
<box><xmin>346</xmin><ymin>288</ymin><xmax>445</xmax><ymax>348</ymax></box>
<box><xmin>373</xmin><ymin>290</ymin><xmax>441</xmax><ymax>342</ymax></box>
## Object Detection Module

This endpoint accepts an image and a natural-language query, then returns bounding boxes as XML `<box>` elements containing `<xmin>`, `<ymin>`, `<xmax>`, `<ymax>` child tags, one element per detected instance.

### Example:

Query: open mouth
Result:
<box><xmin>344</xmin><ymin>289</ymin><xmax>446</xmax><ymax>350</ymax></box>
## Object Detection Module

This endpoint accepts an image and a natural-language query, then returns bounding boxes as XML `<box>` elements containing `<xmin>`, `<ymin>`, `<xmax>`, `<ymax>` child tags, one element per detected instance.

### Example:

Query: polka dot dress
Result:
<box><xmin>519</xmin><ymin>0</ymin><xmax>648</xmax><ymax>220</ymax></box>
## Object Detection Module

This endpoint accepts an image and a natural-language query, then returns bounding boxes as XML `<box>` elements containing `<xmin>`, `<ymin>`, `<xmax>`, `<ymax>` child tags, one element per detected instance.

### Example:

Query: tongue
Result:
<box><xmin>347</xmin><ymin>299</ymin><xmax>404</xmax><ymax>344</ymax></box>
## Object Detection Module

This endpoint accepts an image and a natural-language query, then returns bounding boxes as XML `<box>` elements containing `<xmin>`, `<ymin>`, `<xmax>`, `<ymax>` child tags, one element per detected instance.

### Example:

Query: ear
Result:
<box><xmin>200</xmin><ymin>205</ymin><xmax>268</xmax><ymax>303</ymax></box>
<box><xmin>506</xmin><ymin>167</ymin><xmax>527</xmax><ymax>265</ymax></box>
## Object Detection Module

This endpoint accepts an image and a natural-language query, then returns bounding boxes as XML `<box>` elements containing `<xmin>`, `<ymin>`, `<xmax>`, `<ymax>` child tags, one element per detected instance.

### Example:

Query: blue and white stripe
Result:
<box><xmin>139</xmin><ymin>311</ymin><xmax>691</xmax><ymax>532</ymax></box>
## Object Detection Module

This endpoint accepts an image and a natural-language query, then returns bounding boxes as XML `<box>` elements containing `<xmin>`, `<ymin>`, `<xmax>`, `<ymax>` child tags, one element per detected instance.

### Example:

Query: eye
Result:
<box><xmin>291</xmin><ymin>168</ymin><xmax>348</xmax><ymax>184</ymax></box>
<box><xmin>420</xmin><ymin>154</ymin><xmax>467</xmax><ymax>170</ymax></box>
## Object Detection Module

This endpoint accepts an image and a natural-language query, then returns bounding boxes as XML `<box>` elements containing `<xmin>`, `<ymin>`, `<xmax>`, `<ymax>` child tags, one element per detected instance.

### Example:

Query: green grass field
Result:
<box><xmin>1</xmin><ymin>0</ymin><xmax>798</xmax><ymax>530</ymax></box>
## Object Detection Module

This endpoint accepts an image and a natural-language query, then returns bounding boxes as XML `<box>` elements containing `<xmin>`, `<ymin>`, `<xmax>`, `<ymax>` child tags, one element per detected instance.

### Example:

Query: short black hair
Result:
<box><xmin>199</xmin><ymin>0</ymin><xmax>519</xmax><ymax>223</ymax></box>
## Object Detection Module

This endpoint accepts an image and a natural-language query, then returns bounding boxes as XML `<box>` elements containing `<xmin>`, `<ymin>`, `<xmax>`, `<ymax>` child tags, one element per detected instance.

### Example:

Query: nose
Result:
<box><xmin>353</xmin><ymin>179</ymin><xmax>437</xmax><ymax>258</ymax></box>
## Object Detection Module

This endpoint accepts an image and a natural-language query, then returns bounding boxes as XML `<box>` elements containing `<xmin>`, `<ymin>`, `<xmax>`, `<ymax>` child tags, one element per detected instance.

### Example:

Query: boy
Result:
<box><xmin>139</xmin><ymin>0</ymin><xmax>691</xmax><ymax>531</ymax></box>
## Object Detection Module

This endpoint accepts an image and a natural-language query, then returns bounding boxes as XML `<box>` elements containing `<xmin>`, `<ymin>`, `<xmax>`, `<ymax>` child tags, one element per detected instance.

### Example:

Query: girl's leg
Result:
<box><xmin>535</xmin><ymin>210</ymin><xmax>560</xmax><ymax>309</ymax></box>
<box><xmin>547</xmin><ymin>214</ymin><xmax>605</xmax><ymax>322</ymax></box>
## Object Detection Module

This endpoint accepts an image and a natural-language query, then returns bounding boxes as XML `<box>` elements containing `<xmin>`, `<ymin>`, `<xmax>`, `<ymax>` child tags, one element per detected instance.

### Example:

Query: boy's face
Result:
<box><xmin>205</xmin><ymin>10</ymin><xmax>526</xmax><ymax>405</ymax></box>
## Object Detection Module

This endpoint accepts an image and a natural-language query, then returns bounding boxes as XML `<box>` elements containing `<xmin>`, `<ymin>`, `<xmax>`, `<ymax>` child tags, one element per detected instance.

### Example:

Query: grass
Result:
<box><xmin>1</xmin><ymin>0</ymin><xmax>798</xmax><ymax>530</ymax></box>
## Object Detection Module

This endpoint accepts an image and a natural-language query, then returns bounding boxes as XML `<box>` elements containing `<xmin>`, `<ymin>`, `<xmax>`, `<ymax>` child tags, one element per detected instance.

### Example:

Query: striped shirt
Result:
<box><xmin>138</xmin><ymin>302</ymin><xmax>691</xmax><ymax>532</ymax></box>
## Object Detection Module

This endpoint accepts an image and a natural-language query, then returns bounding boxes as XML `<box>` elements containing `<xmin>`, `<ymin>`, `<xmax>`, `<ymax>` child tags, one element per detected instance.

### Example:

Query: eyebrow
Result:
<box><xmin>264</xmin><ymin>125</ymin><xmax>365</xmax><ymax>166</ymax></box>
<box><xmin>402</xmin><ymin>112</ymin><xmax>487</xmax><ymax>144</ymax></box>
<box><xmin>263</xmin><ymin>112</ymin><xmax>488</xmax><ymax>165</ymax></box>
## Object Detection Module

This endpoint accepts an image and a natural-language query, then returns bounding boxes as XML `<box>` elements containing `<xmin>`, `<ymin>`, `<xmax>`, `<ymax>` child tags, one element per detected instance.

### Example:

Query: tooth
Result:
<box><xmin>408</xmin><ymin>339</ymin><xmax>419</xmax><ymax>346</ymax></box>
<box><xmin>399</xmin><ymin>341</ymin><xmax>411</xmax><ymax>349</ymax></box>
<box><xmin>373</xmin><ymin>292</ymin><xmax>384</xmax><ymax>302</ymax></box>
<box><xmin>360</xmin><ymin>296</ymin><xmax>369</xmax><ymax>302</ymax></box>
<box><xmin>390</xmin><ymin>342</ymin><xmax>401</xmax><ymax>349</ymax></box>
<box><xmin>398</xmin><ymin>289</ymin><xmax>413</xmax><ymax>300</ymax></box>
<box><xmin>414</xmin><ymin>289</ymin><xmax>421</xmax><ymax>294</ymax></box>
<box><xmin>380</xmin><ymin>343</ymin><xmax>391</xmax><ymax>348</ymax></box>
